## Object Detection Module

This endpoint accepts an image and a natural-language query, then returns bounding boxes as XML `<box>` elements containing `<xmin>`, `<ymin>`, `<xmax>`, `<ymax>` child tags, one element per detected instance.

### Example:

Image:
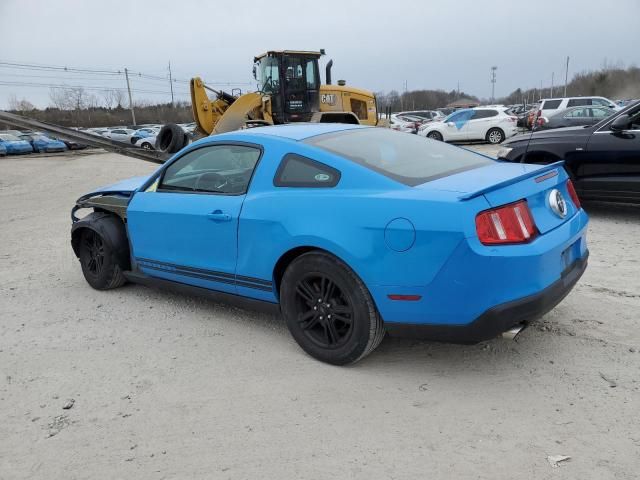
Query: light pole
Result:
<box><xmin>490</xmin><ymin>66</ymin><xmax>497</xmax><ymax>103</ymax></box>
<box><xmin>564</xmin><ymin>56</ymin><xmax>570</xmax><ymax>97</ymax></box>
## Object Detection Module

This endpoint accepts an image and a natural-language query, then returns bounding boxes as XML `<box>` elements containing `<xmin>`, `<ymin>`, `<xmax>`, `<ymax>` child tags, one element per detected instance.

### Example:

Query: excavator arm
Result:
<box><xmin>190</xmin><ymin>77</ymin><xmax>273</xmax><ymax>135</ymax></box>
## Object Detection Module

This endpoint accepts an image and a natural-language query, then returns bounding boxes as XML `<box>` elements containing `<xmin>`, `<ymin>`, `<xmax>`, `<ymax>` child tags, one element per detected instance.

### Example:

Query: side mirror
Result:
<box><xmin>610</xmin><ymin>114</ymin><xmax>629</xmax><ymax>132</ymax></box>
<box><xmin>252</xmin><ymin>65</ymin><xmax>257</xmax><ymax>80</ymax></box>
<box><xmin>447</xmin><ymin>122</ymin><xmax>455</xmax><ymax>127</ymax></box>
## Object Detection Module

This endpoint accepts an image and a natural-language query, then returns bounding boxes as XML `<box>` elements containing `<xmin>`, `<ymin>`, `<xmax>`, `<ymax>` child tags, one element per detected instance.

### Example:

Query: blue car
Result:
<box><xmin>0</xmin><ymin>143</ymin><xmax>6</xmax><ymax>156</ymax></box>
<box><xmin>19</xmin><ymin>134</ymin><xmax>67</xmax><ymax>153</ymax></box>
<box><xmin>70</xmin><ymin>124</ymin><xmax>589</xmax><ymax>364</ymax></box>
<box><xmin>0</xmin><ymin>133</ymin><xmax>33</xmax><ymax>154</ymax></box>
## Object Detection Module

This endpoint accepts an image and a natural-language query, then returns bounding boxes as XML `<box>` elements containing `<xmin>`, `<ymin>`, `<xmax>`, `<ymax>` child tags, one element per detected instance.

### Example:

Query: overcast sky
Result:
<box><xmin>1</xmin><ymin>0</ymin><xmax>639</xmax><ymax>109</ymax></box>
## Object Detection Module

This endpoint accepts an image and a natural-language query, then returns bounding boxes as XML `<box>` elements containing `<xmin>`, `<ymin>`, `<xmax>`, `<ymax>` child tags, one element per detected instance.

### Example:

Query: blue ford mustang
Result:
<box><xmin>19</xmin><ymin>134</ymin><xmax>67</xmax><ymax>153</ymax></box>
<box><xmin>71</xmin><ymin>124</ymin><xmax>589</xmax><ymax>364</ymax></box>
<box><xmin>0</xmin><ymin>133</ymin><xmax>33</xmax><ymax>154</ymax></box>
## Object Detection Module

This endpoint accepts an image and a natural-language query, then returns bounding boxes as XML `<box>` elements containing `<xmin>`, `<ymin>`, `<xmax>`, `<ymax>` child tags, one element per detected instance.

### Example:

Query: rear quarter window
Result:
<box><xmin>274</xmin><ymin>154</ymin><xmax>340</xmax><ymax>187</ymax></box>
<box><xmin>305</xmin><ymin>128</ymin><xmax>492</xmax><ymax>187</ymax></box>
<box><xmin>567</xmin><ymin>98</ymin><xmax>592</xmax><ymax>107</ymax></box>
<box><xmin>542</xmin><ymin>100</ymin><xmax>562</xmax><ymax>109</ymax></box>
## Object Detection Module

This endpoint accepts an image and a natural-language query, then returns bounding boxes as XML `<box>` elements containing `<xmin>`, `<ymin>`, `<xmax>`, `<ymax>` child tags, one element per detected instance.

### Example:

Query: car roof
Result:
<box><xmin>229</xmin><ymin>122</ymin><xmax>368</xmax><ymax>141</ymax></box>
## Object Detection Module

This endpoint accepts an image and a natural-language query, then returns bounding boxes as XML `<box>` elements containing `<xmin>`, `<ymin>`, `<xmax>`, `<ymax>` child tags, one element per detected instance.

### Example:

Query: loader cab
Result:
<box><xmin>254</xmin><ymin>50</ymin><xmax>321</xmax><ymax>124</ymax></box>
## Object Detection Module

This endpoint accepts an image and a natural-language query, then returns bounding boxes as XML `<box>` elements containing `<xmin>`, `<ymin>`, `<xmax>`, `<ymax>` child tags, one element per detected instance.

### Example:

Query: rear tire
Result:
<box><xmin>78</xmin><ymin>228</ymin><xmax>127</xmax><ymax>290</ymax></box>
<box><xmin>486</xmin><ymin>127</ymin><xmax>505</xmax><ymax>144</ymax></box>
<box><xmin>280</xmin><ymin>252</ymin><xmax>385</xmax><ymax>365</ymax></box>
<box><xmin>427</xmin><ymin>131</ymin><xmax>443</xmax><ymax>141</ymax></box>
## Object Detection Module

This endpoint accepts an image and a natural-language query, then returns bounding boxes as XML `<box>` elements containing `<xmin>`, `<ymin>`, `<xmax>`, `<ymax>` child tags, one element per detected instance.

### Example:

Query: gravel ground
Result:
<box><xmin>1</xmin><ymin>150</ymin><xmax>639</xmax><ymax>479</ymax></box>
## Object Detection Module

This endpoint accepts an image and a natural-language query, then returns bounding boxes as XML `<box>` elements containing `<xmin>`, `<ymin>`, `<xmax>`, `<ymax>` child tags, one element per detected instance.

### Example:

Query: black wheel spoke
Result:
<box><xmin>322</xmin><ymin>278</ymin><xmax>335</xmax><ymax>303</ymax></box>
<box><xmin>332</xmin><ymin>313</ymin><xmax>352</xmax><ymax>324</ymax></box>
<box><xmin>326</xmin><ymin>319</ymin><xmax>339</xmax><ymax>344</ymax></box>
<box><xmin>298</xmin><ymin>309</ymin><xmax>319</xmax><ymax>330</ymax></box>
<box><xmin>332</xmin><ymin>304</ymin><xmax>352</xmax><ymax>316</ymax></box>
<box><xmin>296</xmin><ymin>281</ymin><xmax>316</xmax><ymax>305</ymax></box>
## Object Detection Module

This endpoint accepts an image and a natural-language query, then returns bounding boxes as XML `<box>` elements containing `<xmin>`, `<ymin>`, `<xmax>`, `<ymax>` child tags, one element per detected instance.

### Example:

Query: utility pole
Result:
<box><xmin>490</xmin><ymin>66</ymin><xmax>497</xmax><ymax>103</ymax></box>
<box><xmin>168</xmin><ymin>61</ymin><xmax>175</xmax><ymax>107</ymax></box>
<box><xmin>124</xmin><ymin>67</ymin><xmax>136</xmax><ymax>126</ymax></box>
<box><xmin>564</xmin><ymin>56</ymin><xmax>570</xmax><ymax>97</ymax></box>
<box><xmin>551</xmin><ymin>72</ymin><xmax>554</xmax><ymax>97</ymax></box>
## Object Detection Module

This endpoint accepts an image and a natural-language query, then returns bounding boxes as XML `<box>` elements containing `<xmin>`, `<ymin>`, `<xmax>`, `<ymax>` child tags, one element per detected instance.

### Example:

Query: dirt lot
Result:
<box><xmin>1</xmin><ymin>151</ymin><xmax>639</xmax><ymax>479</ymax></box>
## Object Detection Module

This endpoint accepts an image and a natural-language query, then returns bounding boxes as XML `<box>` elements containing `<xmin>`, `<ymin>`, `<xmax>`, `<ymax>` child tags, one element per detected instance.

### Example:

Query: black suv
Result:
<box><xmin>498</xmin><ymin>101</ymin><xmax>640</xmax><ymax>204</ymax></box>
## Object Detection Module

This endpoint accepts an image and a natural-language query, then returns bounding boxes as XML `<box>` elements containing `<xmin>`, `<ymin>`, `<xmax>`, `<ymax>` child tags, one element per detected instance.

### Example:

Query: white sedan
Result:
<box><xmin>418</xmin><ymin>107</ymin><xmax>518</xmax><ymax>144</ymax></box>
<box><xmin>389</xmin><ymin>114</ymin><xmax>422</xmax><ymax>134</ymax></box>
<box><xmin>104</xmin><ymin>128</ymin><xmax>136</xmax><ymax>143</ymax></box>
<box><xmin>134</xmin><ymin>135</ymin><xmax>157</xmax><ymax>150</ymax></box>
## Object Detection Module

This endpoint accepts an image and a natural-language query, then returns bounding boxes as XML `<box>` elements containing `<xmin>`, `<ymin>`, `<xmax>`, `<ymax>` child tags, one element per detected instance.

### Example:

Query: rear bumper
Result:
<box><xmin>385</xmin><ymin>250</ymin><xmax>588</xmax><ymax>343</ymax></box>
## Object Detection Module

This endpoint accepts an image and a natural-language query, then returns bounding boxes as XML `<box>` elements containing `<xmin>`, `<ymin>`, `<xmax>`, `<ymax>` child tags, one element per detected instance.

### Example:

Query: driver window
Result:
<box><xmin>159</xmin><ymin>145</ymin><xmax>261</xmax><ymax>194</ymax></box>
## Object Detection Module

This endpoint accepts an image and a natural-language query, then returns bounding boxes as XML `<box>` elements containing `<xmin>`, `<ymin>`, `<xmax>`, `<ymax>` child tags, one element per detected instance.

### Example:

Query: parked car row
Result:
<box><xmin>81</xmin><ymin>122</ymin><xmax>196</xmax><ymax>150</ymax></box>
<box><xmin>0</xmin><ymin>130</ymin><xmax>88</xmax><ymax>156</ymax></box>
<box><xmin>521</xmin><ymin>96</ymin><xmax>625</xmax><ymax>130</ymax></box>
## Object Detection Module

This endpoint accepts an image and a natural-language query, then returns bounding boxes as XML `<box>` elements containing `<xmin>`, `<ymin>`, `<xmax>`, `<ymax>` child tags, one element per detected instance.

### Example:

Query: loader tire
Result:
<box><xmin>157</xmin><ymin>123</ymin><xmax>188</xmax><ymax>154</ymax></box>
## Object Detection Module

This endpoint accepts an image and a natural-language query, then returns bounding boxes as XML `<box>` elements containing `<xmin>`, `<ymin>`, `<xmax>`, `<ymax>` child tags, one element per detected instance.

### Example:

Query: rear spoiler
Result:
<box><xmin>459</xmin><ymin>160</ymin><xmax>565</xmax><ymax>201</ymax></box>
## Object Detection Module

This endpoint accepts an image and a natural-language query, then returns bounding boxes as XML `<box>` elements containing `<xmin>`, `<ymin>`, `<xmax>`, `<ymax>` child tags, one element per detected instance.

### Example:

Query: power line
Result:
<box><xmin>0</xmin><ymin>60</ymin><xmax>252</xmax><ymax>86</ymax></box>
<box><xmin>0</xmin><ymin>80</ymin><xmax>190</xmax><ymax>96</ymax></box>
<box><xmin>0</xmin><ymin>61</ymin><xmax>122</xmax><ymax>75</ymax></box>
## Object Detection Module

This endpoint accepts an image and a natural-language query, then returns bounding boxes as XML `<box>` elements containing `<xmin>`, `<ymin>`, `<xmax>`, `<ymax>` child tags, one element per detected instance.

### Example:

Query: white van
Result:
<box><xmin>537</xmin><ymin>96</ymin><xmax>620</xmax><ymax>120</ymax></box>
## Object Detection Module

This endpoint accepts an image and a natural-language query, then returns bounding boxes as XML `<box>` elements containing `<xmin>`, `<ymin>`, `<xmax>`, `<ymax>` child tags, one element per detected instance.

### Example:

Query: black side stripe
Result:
<box><xmin>136</xmin><ymin>258</ymin><xmax>273</xmax><ymax>292</ymax></box>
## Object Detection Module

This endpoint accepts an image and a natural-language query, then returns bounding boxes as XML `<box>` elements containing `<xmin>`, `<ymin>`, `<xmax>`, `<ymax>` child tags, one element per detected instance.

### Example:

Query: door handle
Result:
<box><xmin>207</xmin><ymin>210</ymin><xmax>232</xmax><ymax>222</ymax></box>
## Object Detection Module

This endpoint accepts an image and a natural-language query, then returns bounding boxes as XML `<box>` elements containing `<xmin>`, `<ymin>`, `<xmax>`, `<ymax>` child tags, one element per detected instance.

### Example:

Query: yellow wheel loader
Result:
<box><xmin>157</xmin><ymin>50</ymin><xmax>378</xmax><ymax>153</ymax></box>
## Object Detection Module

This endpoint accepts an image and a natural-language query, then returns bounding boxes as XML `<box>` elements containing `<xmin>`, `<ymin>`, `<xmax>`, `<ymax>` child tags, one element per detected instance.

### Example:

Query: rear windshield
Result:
<box><xmin>0</xmin><ymin>134</ymin><xmax>20</xmax><ymax>141</ymax></box>
<box><xmin>304</xmin><ymin>128</ymin><xmax>492</xmax><ymax>186</ymax></box>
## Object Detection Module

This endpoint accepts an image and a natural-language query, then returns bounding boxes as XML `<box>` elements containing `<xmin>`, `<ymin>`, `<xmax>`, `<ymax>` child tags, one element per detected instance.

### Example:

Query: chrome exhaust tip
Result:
<box><xmin>502</xmin><ymin>323</ymin><xmax>526</xmax><ymax>340</ymax></box>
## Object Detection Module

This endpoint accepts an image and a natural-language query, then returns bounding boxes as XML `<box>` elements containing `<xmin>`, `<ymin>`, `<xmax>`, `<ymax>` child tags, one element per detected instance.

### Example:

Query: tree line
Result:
<box><xmin>377</xmin><ymin>65</ymin><xmax>640</xmax><ymax>112</ymax></box>
<box><xmin>500</xmin><ymin>65</ymin><xmax>640</xmax><ymax>106</ymax></box>
<box><xmin>3</xmin><ymin>87</ymin><xmax>192</xmax><ymax>128</ymax></box>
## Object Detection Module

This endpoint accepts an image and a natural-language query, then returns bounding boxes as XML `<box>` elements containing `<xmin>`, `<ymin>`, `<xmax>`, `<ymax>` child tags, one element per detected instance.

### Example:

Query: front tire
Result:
<box><xmin>486</xmin><ymin>127</ymin><xmax>505</xmax><ymax>144</ymax></box>
<box><xmin>427</xmin><ymin>131</ymin><xmax>443</xmax><ymax>141</ymax></box>
<box><xmin>280</xmin><ymin>252</ymin><xmax>385</xmax><ymax>365</ymax></box>
<box><xmin>78</xmin><ymin>228</ymin><xmax>127</xmax><ymax>290</ymax></box>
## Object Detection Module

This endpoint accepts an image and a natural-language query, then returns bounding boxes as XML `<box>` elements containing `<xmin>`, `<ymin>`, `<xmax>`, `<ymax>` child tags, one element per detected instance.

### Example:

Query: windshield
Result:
<box><xmin>305</xmin><ymin>128</ymin><xmax>492</xmax><ymax>186</ymax></box>
<box><xmin>258</xmin><ymin>56</ymin><xmax>280</xmax><ymax>94</ymax></box>
<box><xmin>0</xmin><ymin>133</ymin><xmax>21</xmax><ymax>141</ymax></box>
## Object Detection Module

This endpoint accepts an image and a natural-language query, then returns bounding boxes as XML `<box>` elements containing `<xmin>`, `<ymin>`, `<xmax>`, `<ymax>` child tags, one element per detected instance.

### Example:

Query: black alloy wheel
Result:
<box><xmin>82</xmin><ymin>229</ymin><xmax>105</xmax><ymax>278</ymax></box>
<box><xmin>280</xmin><ymin>251</ymin><xmax>385</xmax><ymax>365</ymax></box>
<box><xmin>294</xmin><ymin>273</ymin><xmax>355</xmax><ymax>349</ymax></box>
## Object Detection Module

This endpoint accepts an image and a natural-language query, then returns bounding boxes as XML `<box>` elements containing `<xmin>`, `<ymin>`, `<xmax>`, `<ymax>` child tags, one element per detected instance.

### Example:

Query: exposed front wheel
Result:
<box><xmin>78</xmin><ymin>228</ymin><xmax>127</xmax><ymax>290</ymax></box>
<box><xmin>427</xmin><ymin>131</ymin><xmax>443</xmax><ymax>141</ymax></box>
<box><xmin>486</xmin><ymin>128</ymin><xmax>505</xmax><ymax>144</ymax></box>
<box><xmin>280</xmin><ymin>252</ymin><xmax>385</xmax><ymax>365</ymax></box>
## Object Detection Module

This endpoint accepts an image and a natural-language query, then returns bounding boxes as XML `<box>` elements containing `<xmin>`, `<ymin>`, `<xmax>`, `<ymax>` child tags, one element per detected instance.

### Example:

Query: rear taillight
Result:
<box><xmin>476</xmin><ymin>200</ymin><xmax>538</xmax><ymax>245</ymax></box>
<box><xmin>566</xmin><ymin>179</ymin><xmax>581</xmax><ymax>209</ymax></box>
